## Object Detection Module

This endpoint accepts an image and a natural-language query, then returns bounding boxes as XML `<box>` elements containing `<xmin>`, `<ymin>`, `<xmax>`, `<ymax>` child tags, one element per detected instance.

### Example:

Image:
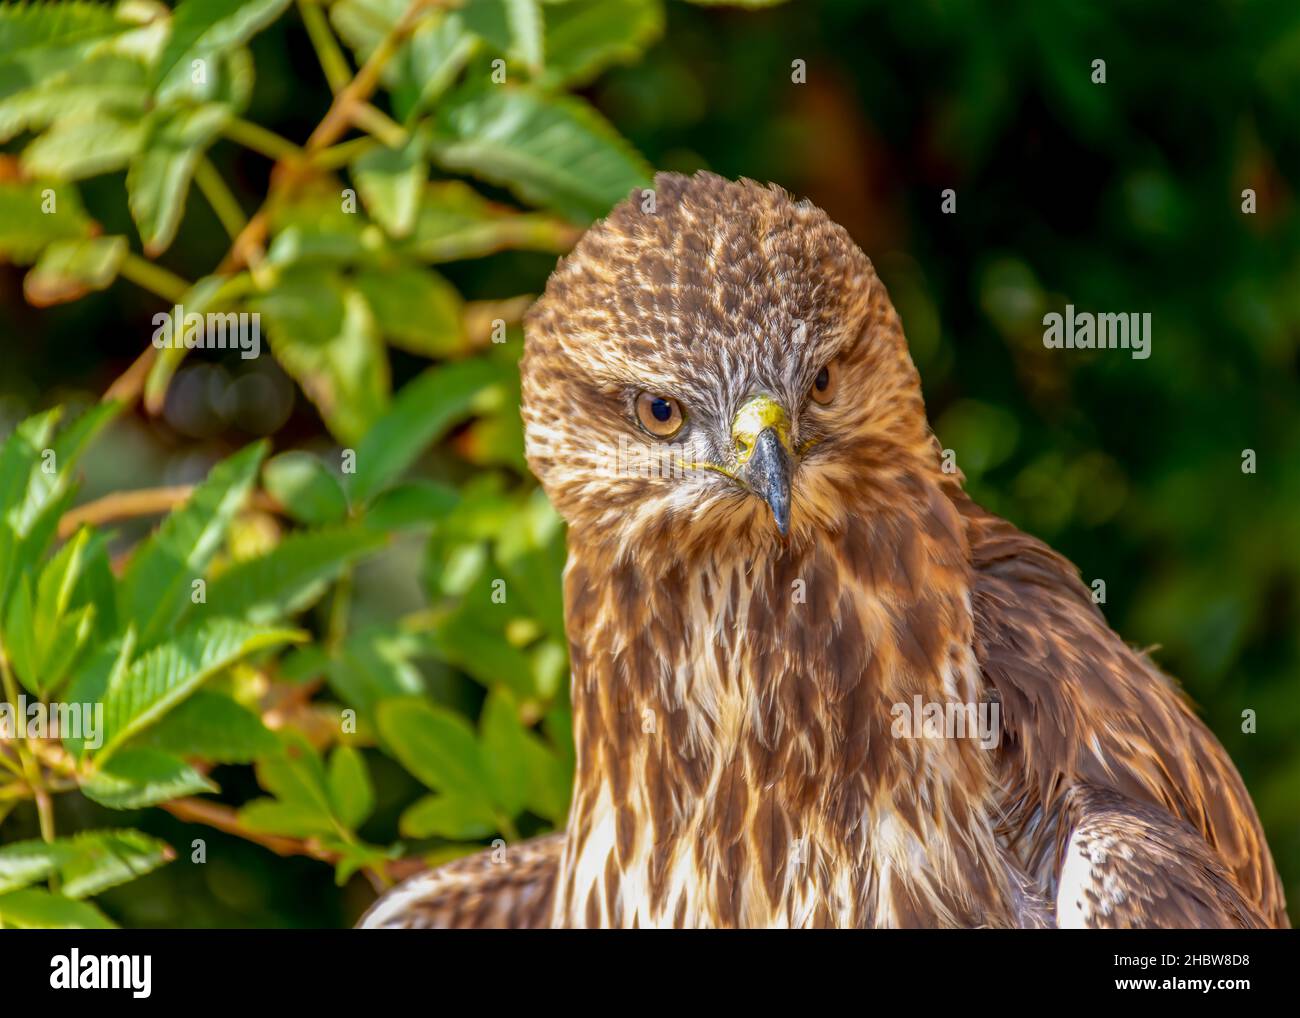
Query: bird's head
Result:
<box><xmin>522</xmin><ymin>172</ymin><xmax>941</xmax><ymax>559</ymax></box>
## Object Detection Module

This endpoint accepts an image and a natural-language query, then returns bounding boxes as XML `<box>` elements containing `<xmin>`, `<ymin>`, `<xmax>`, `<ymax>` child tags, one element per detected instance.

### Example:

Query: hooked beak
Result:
<box><xmin>732</xmin><ymin>395</ymin><xmax>793</xmax><ymax>536</ymax></box>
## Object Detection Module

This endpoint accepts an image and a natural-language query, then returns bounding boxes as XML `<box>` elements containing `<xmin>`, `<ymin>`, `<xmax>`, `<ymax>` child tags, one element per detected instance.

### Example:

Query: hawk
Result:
<box><xmin>360</xmin><ymin>172</ymin><xmax>1287</xmax><ymax>929</ymax></box>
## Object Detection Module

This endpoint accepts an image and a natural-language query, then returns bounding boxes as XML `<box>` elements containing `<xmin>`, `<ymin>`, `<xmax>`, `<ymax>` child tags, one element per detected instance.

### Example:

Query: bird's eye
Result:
<box><xmin>810</xmin><ymin>360</ymin><xmax>837</xmax><ymax>405</ymax></box>
<box><xmin>635</xmin><ymin>392</ymin><xmax>684</xmax><ymax>438</ymax></box>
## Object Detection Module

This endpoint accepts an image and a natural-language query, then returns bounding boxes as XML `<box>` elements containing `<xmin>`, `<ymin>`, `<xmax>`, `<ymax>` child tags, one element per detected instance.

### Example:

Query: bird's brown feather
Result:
<box><xmin>356</xmin><ymin>833</ymin><xmax>562</xmax><ymax>929</ymax></box>
<box><xmin>360</xmin><ymin>172</ymin><xmax>1286</xmax><ymax>929</ymax></box>
<box><xmin>958</xmin><ymin>492</ymin><xmax>1287</xmax><ymax>926</ymax></box>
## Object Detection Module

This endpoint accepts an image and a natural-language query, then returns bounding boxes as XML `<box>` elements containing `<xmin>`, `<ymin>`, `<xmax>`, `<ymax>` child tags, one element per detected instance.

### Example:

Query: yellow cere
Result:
<box><xmin>730</xmin><ymin>394</ymin><xmax>792</xmax><ymax>464</ymax></box>
<box><xmin>671</xmin><ymin>395</ymin><xmax>797</xmax><ymax>478</ymax></box>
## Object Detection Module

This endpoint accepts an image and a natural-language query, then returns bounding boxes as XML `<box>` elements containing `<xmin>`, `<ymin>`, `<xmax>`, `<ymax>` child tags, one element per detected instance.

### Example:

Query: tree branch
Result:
<box><xmin>58</xmin><ymin>486</ymin><xmax>283</xmax><ymax>540</ymax></box>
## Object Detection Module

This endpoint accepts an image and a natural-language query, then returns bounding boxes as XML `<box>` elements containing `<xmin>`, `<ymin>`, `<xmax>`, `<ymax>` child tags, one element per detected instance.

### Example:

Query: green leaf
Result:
<box><xmin>257</xmin><ymin>734</ymin><xmax>333</xmax><ymax>807</ymax></box>
<box><xmin>238</xmin><ymin>799</ymin><xmax>335</xmax><ymax>838</ymax></box>
<box><xmin>58</xmin><ymin>830</ymin><xmax>174</xmax><ymax>900</ymax></box>
<box><xmin>81</xmin><ymin>748</ymin><xmax>218</xmax><ymax>809</ymax></box>
<box><xmin>23</xmin><ymin>235</ymin><xmax>128</xmax><ymax>307</ymax></box>
<box><xmin>0</xmin><ymin>839</ymin><xmax>75</xmax><ymax>893</ymax></box>
<box><xmin>0</xmin><ymin>888</ymin><xmax>115</xmax><ymax>929</ymax></box>
<box><xmin>97</xmin><ymin>617</ymin><xmax>303</xmax><ymax>759</ymax></box>
<box><xmin>540</xmin><ymin>0</ymin><xmax>664</xmax><ymax>88</ymax></box>
<box><xmin>520</xmin><ymin>729</ymin><xmax>570</xmax><ymax>822</ymax></box>
<box><xmin>0</xmin><ymin>2</ymin><xmax>134</xmax><ymax>105</ymax></box>
<box><xmin>351</xmin><ymin>139</ymin><xmax>426</xmax><ymax>238</ymax></box>
<box><xmin>404</xmin><ymin>10</ymin><xmax>479</xmax><ymax>113</ymax></box>
<box><xmin>362</xmin><ymin>480</ymin><xmax>459</xmax><ymax>531</ymax></box>
<box><xmin>28</xmin><ymin>601</ymin><xmax>96</xmax><ymax>697</ymax></box>
<box><xmin>264</xmin><ymin>223</ymin><xmax>371</xmax><ymax>270</ymax></box>
<box><xmin>462</xmin><ymin>0</ymin><xmax>544</xmax><ymax>73</ymax></box>
<box><xmin>495</xmin><ymin>487</ymin><xmax>566</xmax><ymax>640</ymax></box>
<box><xmin>36</xmin><ymin>523</ymin><xmax>88</xmax><ymax>623</ymax></box>
<box><xmin>352</xmin><ymin>264</ymin><xmax>464</xmax><ymax>357</ymax></box>
<box><xmin>0</xmin><ymin>178</ymin><xmax>92</xmax><ymax>263</ymax></box>
<box><xmin>480</xmin><ymin>687</ymin><xmax>529</xmax><ymax>816</ymax></box>
<box><xmin>118</xmin><ymin>441</ymin><xmax>266</xmax><ymax>648</ymax></box>
<box><xmin>69</xmin><ymin>529</ymin><xmax>118</xmax><ymax>643</ymax></box>
<box><xmin>376</xmin><ymin>696</ymin><xmax>495</xmax><ymax>803</ymax></box>
<box><xmin>262</xmin><ymin>451</ymin><xmax>349</xmax><ymax>526</ymax></box>
<box><xmin>153</xmin><ymin>0</ymin><xmax>292</xmax><ymax>100</ymax></box>
<box><xmin>530</xmin><ymin>637</ymin><xmax>567</xmax><ymax>702</ymax></box>
<box><xmin>24</xmin><ymin>525</ymin><xmax>106</xmax><ymax>691</ymax></box>
<box><xmin>50</xmin><ymin>399</ymin><xmax>122</xmax><ymax>469</ymax></box>
<box><xmin>328</xmin><ymin>0</ymin><xmax>407</xmax><ymax>61</ymax></box>
<box><xmin>243</xmin><ymin>734</ymin><xmax>339</xmax><ymax>835</ymax></box>
<box><xmin>132</xmin><ymin>690</ymin><xmax>278</xmax><ymax>764</ymax></box>
<box><xmin>62</xmin><ymin>629</ymin><xmax>135</xmax><ymax>760</ymax></box>
<box><xmin>325</xmin><ymin>626</ymin><xmax>426</xmax><ymax>717</ymax></box>
<box><xmin>21</xmin><ymin>112</ymin><xmax>147</xmax><ymax>179</ymax></box>
<box><xmin>457</xmin><ymin>409</ymin><xmax>526</xmax><ymax>472</ymax></box>
<box><xmin>402</xmin><ymin>180</ymin><xmax>577</xmax><ymax>262</ymax></box>
<box><xmin>254</xmin><ymin>269</ymin><xmax>390</xmax><ymax>445</ymax></box>
<box><xmin>202</xmin><ymin>526</ymin><xmax>387</xmax><ymax>624</ymax></box>
<box><xmin>429</xmin><ymin>605</ymin><xmax>535</xmax><ymax>697</ymax></box>
<box><xmin>0</xmin><ymin>408</ymin><xmax>59</xmax><ymax>514</ymax></box>
<box><xmin>127</xmin><ymin>103</ymin><xmax>231</xmax><ymax>256</ymax></box>
<box><xmin>427</xmin><ymin>83</ymin><xmax>651</xmax><ymax>223</ymax></box>
<box><xmin>278</xmin><ymin>643</ymin><xmax>330</xmax><ymax>683</ymax></box>
<box><xmin>0</xmin><ymin>50</ymin><xmax>150</xmax><ymax>145</ymax></box>
<box><xmin>330</xmin><ymin>1</ymin><xmax>478</xmax><ymax>116</ymax></box>
<box><xmin>399</xmin><ymin>793</ymin><xmax>496</xmax><ymax>839</ymax></box>
<box><xmin>263</xmin><ymin>177</ymin><xmax>370</xmax><ymax>270</ymax></box>
<box><xmin>0</xmin><ymin>402</ymin><xmax>116</xmax><ymax>618</ymax></box>
<box><xmin>327</xmin><ymin>746</ymin><xmax>374</xmax><ymax>829</ymax></box>
<box><xmin>1</xmin><ymin>408</ymin><xmax>62</xmax><ymax>545</ymax></box>
<box><xmin>348</xmin><ymin>358</ymin><xmax>506</xmax><ymax>504</ymax></box>
<box><xmin>3</xmin><ymin>575</ymin><xmax>38</xmax><ymax>694</ymax></box>
<box><xmin>326</xmin><ymin>839</ymin><xmax>399</xmax><ymax>886</ymax></box>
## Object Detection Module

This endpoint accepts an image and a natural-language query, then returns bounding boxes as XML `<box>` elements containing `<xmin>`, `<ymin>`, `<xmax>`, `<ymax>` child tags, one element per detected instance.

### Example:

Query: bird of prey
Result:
<box><xmin>360</xmin><ymin>172</ymin><xmax>1287</xmax><ymax>929</ymax></box>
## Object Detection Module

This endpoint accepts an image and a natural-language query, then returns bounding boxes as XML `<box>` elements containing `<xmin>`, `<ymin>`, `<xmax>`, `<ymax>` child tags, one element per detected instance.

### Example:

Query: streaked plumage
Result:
<box><xmin>360</xmin><ymin>172</ymin><xmax>1286</xmax><ymax>929</ymax></box>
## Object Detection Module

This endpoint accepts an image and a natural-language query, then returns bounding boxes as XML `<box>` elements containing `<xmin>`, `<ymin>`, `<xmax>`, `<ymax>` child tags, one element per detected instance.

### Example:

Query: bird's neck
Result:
<box><xmin>553</xmin><ymin>479</ymin><xmax>1021</xmax><ymax>927</ymax></box>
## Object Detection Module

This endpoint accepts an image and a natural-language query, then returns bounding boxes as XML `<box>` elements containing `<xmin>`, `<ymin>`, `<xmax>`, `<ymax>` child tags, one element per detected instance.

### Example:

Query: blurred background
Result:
<box><xmin>1</xmin><ymin>0</ymin><xmax>1297</xmax><ymax>925</ymax></box>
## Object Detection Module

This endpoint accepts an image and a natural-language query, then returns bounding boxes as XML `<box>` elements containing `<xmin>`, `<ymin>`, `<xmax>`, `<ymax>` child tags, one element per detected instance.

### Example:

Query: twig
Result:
<box><xmin>220</xmin><ymin>0</ymin><xmax>437</xmax><ymax>274</ymax></box>
<box><xmin>160</xmin><ymin>797</ymin><xmax>428</xmax><ymax>885</ymax></box>
<box><xmin>0</xmin><ymin>648</ymin><xmax>54</xmax><ymax>844</ymax></box>
<box><xmin>222</xmin><ymin>117</ymin><xmax>305</xmax><ymax>163</ymax></box>
<box><xmin>106</xmin><ymin>251</ymin><xmax>197</xmax><ymax>405</ymax></box>
<box><xmin>57</xmin><ymin>486</ymin><xmax>194</xmax><ymax>539</ymax></box>
<box><xmin>118</xmin><ymin>253</ymin><xmax>191</xmax><ymax>305</ymax></box>
<box><xmin>160</xmin><ymin>798</ymin><xmax>337</xmax><ymax>863</ymax></box>
<box><xmin>0</xmin><ymin>746</ymin><xmax>25</xmax><ymax>777</ymax></box>
<box><xmin>305</xmin><ymin>1</ymin><xmax>431</xmax><ymax>152</ymax></box>
<box><xmin>313</xmin><ymin>135</ymin><xmax>380</xmax><ymax>171</ymax></box>
<box><xmin>194</xmin><ymin>156</ymin><xmax>249</xmax><ymax>240</ymax></box>
<box><xmin>58</xmin><ymin>486</ymin><xmax>283</xmax><ymax>540</ymax></box>
<box><xmin>110</xmin><ymin>0</ymin><xmax>439</xmax><ymax>407</ymax></box>
<box><xmin>463</xmin><ymin>295</ymin><xmax>536</xmax><ymax>348</ymax></box>
<box><xmin>298</xmin><ymin>0</ymin><xmax>353</xmax><ymax>95</ymax></box>
<box><xmin>351</xmin><ymin>102</ymin><xmax>407</xmax><ymax>148</ymax></box>
<box><xmin>102</xmin><ymin>345</ymin><xmax>156</xmax><ymax>408</ymax></box>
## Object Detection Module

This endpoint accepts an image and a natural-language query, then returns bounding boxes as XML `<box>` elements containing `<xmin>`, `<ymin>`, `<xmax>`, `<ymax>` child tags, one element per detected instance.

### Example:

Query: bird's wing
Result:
<box><xmin>956</xmin><ymin>491</ymin><xmax>1288</xmax><ymax>927</ymax></box>
<box><xmin>1057</xmin><ymin>785</ymin><xmax>1268</xmax><ymax>928</ymax></box>
<box><xmin>356</xmin><ymin>833</ymin><xmax>563</xmax><ymax>929</ymax></box>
